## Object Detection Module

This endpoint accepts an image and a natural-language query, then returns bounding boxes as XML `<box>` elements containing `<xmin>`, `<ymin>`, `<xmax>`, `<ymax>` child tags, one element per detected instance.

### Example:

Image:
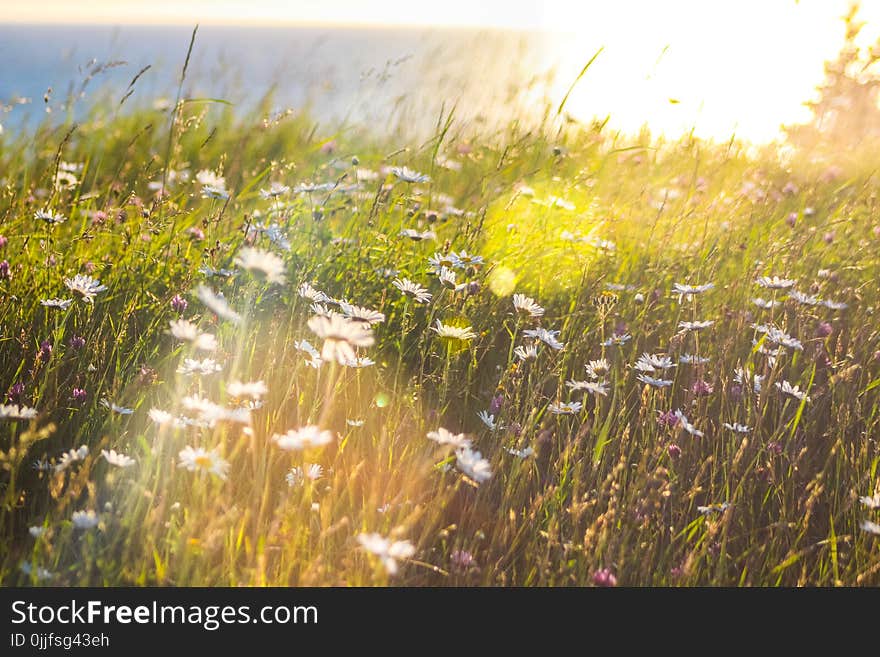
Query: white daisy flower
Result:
<box><xmin>431</xmin><ymin>320</ymin><xmax>477</xmax><ymax>341</ymax></box>
<box><xmin>455</xmin><ymin>446</ymin><xmax>492</xmax><ymax>483</ymax></box>
<box><xmin>788</xmin><ymin>290</ymin><xmax>820</xmax><ymax>306</ymax></box>
<box><xmin>201</xmin><ymin>185</ymin><xmax>230</xmax><ymax>200</ymax></box>
<box><xmin>585</xmin><ymin>358</ymin><xmax>610</xmax><ymax>379</ymax></box>
<box><xmin>339</xmin><ymin>302</ymin><xmax>386</xmax><ymax>325</ymax></box>
<box><xmin>637</xmin><ymin>374</ymin><xmax>673</xmax><ymax>388</ymax></box>
<box><xmin>505</xmin><ymin>445</ymin><xmax>535</xmax><ymax>458</ymax></box>
<box><xmin>196</xmin><ymin>285</ymin><xmax>242</xmax><ymax>324</ymax></box>
<box><xmin>734</xmin><ymin>367</ymin><xmax>764</xmax><ymax>394</ymax></box>
<box><xmin>390</xmin><ymin>166</ymin><xmax>430</xmax><ymax>183</ymax></box>
<box><xmin>858</xmin><ymin>493</ymin><xmax>880</xmax><ymax>509</ymax></box>
<box><xmin>226</xmin><ymin>380</ymin><xmax>268</xmax><ymax>400</ymax></box>
<box><xmin>35</xmin><ymin>210</ymin><xmax>67</xmax><ymax>225</ymax></box>
<box><xmin>392</xmin><ymin>278</ymin><xmax>432</xmax><ymax>303</ymax></box>
<box><xmin>54</xmin><ymin>445</ymin><xmax>89</xmax><ymax>473</ymax></box>
<box><xmin>181</xmin><ymin>396</ymin><xmax>250</xmax><ymax>426</ymax></box>
<box><xmin>294</xmin><ymin>181</ymin><xmax>335</xmax><ymax>194</ymax></box>
<box><xmin>858</xmin><ymin>519</ymin><xmax>880</xmax><ymax>535</ymax></box>
<box><xmin>437</xmin><ymin>267</ymin><xmax>459</xmax><ymax>290</ymax></box>
<box><xmin>177</xmin><ymin>446</ymin><xmax>230</xmax><ymax>480</ymax></box>
<box><xmin>101</xmin><ymin>449</ymin><xmax>136</xmax><ymax>468</ymax></box>
<box><xmin>196</xmin><ymin>169</ymin><xmax>225</xmax><ymax>188</ymax></box>
<box><xmin>273</xmin><ymin>425</ymin><xmax>335</xmax><ymax>451</ymax></box>
<box><xmin>548</xmin><ymin>400</ymin><xmax>582</xmax><ymax>415</ymax></box>
<box><xmin>64</xmin><ymin>274</ymin><xmax>108</xmax><ymax>303</ymax></box>
<box><xmin>775</xmin><ymin>380</ymin><xmax>810</xmax><ymax>402</ymax></box>
<box><xmin>199</xmin><ymin>264</ymin><xmax>236</xmax><ymax>278</ymax></box>
<box><xmin>755</xmin><ymin>276</ymin><xmax>797</xmax><ymax>290</ymax></box>
<box><xmin>357</xmin><ymin>532</ymin><xmax>416</xmax><ymax>575</ymax></box>
<box><xmin>259</xmin><ymin>182</ymin><xmax>290</xmax><ymax>199</ymax></box>
<box><xmin>512</xmin><ymin>294</ymin><xmax>544</xmax><ymax>318</ymax></box>
<box><xmin>697</xmin><ymin>502</ymin><xmax>730</xmax><ymax>515</ymax></box>
<box><xmin>286</xmin><ymin>463</ymin><xmax>324</xmax><ymax>486</ymax></box>
<box><xmin>0</xmin><ymin>404</ymin><xmax>38</xmax><ymax>420</ymax></box>
<box><xmin>635</xmin><ymin>353</ymin><xmax>676</xmax><ymax>372</ymax></box>
<box><xmin>755</xmin><ymin>276</ymin><xmax>796</xmax><ymax>290</ymax></box>
<box><xmin>454</xmin><ymin>251</ymin><xmax>484</xmax><ymax>268</ymax></box>
<box><xmin>427</xmin><ymin>252</ymin><xmax>457</xmax><ymax>274</ymax></box>
<box><xmin>679</xmin><ymin>354</ymin><xmax>710</xmax><ymax>365</ymax></box>
<box><xmin>821</xmin><ymin>299</ymin><xmax>848</xmax><ymax>310</ymax></box>
<box><xmin>514</xmin><ymin>344</ymin><xmax>539</xmax><ymax>361</ymax></box>
<box><xmin>308</xmin><ymin>314</ymin><xmax>375</xmax><ymax>364</ymax></box>
<box><xmin>341</xmin><ymin>356</ymin><xmax>375</xmax><ymax>368</ymax></box>
<box><xmin>674</xmin><ymin>410</ymin><xmax>704</xmax><ymax>437</ymax></box>
<box><xmin>177</xmin><ymin>357</ymin><xmax>223</xmax><ymax>376</ymax></box>
<box><xmin>20</xmin><ymin>561</ymin><xmax>53</xmax><ymax>580</ymax></box>
<box><xmin>722</xmin><ymin>422</ymin><xmax>751</xmax><ymax>434</ymax></box>
<box><xmin>298</xmin><ymin>282</ymin><xmax>331</xmax><ymax>303</ymax></box>
<box><xmin>400</xmin><ymin>228</ymin><xmax>436</xmax><ymax>241</ymax></box>
<box><xmin>249</xmin><ymin>222</ymin><xmax>291</xmax><ymax>251</ymax></box>
<box><xmin>234</xmin><ymin>247</ymin><xmax>286</xmax><ymax>284</ymax></box>
<box><xmin>752</xmin><ymin>297</ymin><xmax>782</xmax><ymax>310</ymax></box>
<box><xmin>672</xmin><ymin>282</ymin><xmax>714</xmax><ymax>300</ymax></box>
<box><xmin>40</xmin><ymin>298</ymin><xmax>74</xmax><ymax>310</ymax></box>
<box><xmin>678</xmin><ymin>320</ymin><xmax>715</xmax><ymax>332</ymax></box>
<box><xmin>565</xmin><ymin>379</ymin><xmax>609</xmax><ymax>396</ymax></box>
<box><xmin>294</xmin><ymin>339</ymin><xmax>321</xmax><ymax>359</ymax></box>
<box><xmin>477</xmin><ymin>410</ymin><xmax>500</xmax><ymax>430</ymax></box>
<box><xmin>168</xmin><ymin>319</ymin><xmax>218</xmax><ymax>352</ymax></box>
<box><xmin>752</xmin><ymin>324</ymin><xmax>803</xmax><ymax>351</ymax></box>
<box><xmin>427</xmin><ymin>427</ymin><xmax>472</xmax><ymax>449</ymax></box>
<box><xmin>100</xmin><ymin>399</ymin><xmax>134</xmax><ymax>415</ymax></box>
<box><xmin>310</xmin><ymin>302</ymin><xmax>337</xmax><ymax>318</ymax></box>
<box><xmin>28</xmin><ymin>526</ymin><xmax>47</xmax><ymax>538</ymax></box>
<box><xmin>602</xmin><ymin>333</ymin><xmax>632</xmax><ymax>347</ymax></box>
<box><xmin>523</xmin><ymin>327</ymin><xmax>564</xmax><ymax>350</ymax></box>
<box><xmin>71</xmin><ymin>510</ymin><xmax>99</xmax><ymax>530</ymax></box>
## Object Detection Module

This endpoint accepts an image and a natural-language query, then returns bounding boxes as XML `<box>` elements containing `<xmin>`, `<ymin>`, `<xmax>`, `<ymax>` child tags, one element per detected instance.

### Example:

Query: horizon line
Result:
<box><xmin>0</xmin><ymin>17</ymin><xmax>566</xmax><ymax>33</ymax></box>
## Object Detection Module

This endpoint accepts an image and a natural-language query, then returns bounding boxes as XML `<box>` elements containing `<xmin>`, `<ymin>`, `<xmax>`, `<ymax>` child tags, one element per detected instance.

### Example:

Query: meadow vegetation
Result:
<box><xmin>1</xmin><ymin>37</ymin><xmax>880</xmax><ymax>586</ymax></box>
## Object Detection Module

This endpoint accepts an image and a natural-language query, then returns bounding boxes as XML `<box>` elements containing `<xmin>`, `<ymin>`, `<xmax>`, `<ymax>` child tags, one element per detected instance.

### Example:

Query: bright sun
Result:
<box><xmin>2</xmin><ymin>0</ymin><xmax>880</xmax><ymax>143</ymax></box>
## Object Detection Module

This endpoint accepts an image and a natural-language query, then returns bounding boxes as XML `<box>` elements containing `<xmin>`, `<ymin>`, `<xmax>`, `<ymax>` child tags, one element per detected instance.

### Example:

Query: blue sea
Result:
<box><xmin>0</xmin><ymin>24</ymin><xmax>567</xmax><ymax>135</ymax></box>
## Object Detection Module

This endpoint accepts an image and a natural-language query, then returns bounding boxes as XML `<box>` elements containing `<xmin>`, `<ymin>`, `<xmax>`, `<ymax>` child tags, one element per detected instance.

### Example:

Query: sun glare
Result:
<box><xmin>2</xmin><ymin>1</ymin><xmax>879</xmax><ymax>142</ymax></box>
